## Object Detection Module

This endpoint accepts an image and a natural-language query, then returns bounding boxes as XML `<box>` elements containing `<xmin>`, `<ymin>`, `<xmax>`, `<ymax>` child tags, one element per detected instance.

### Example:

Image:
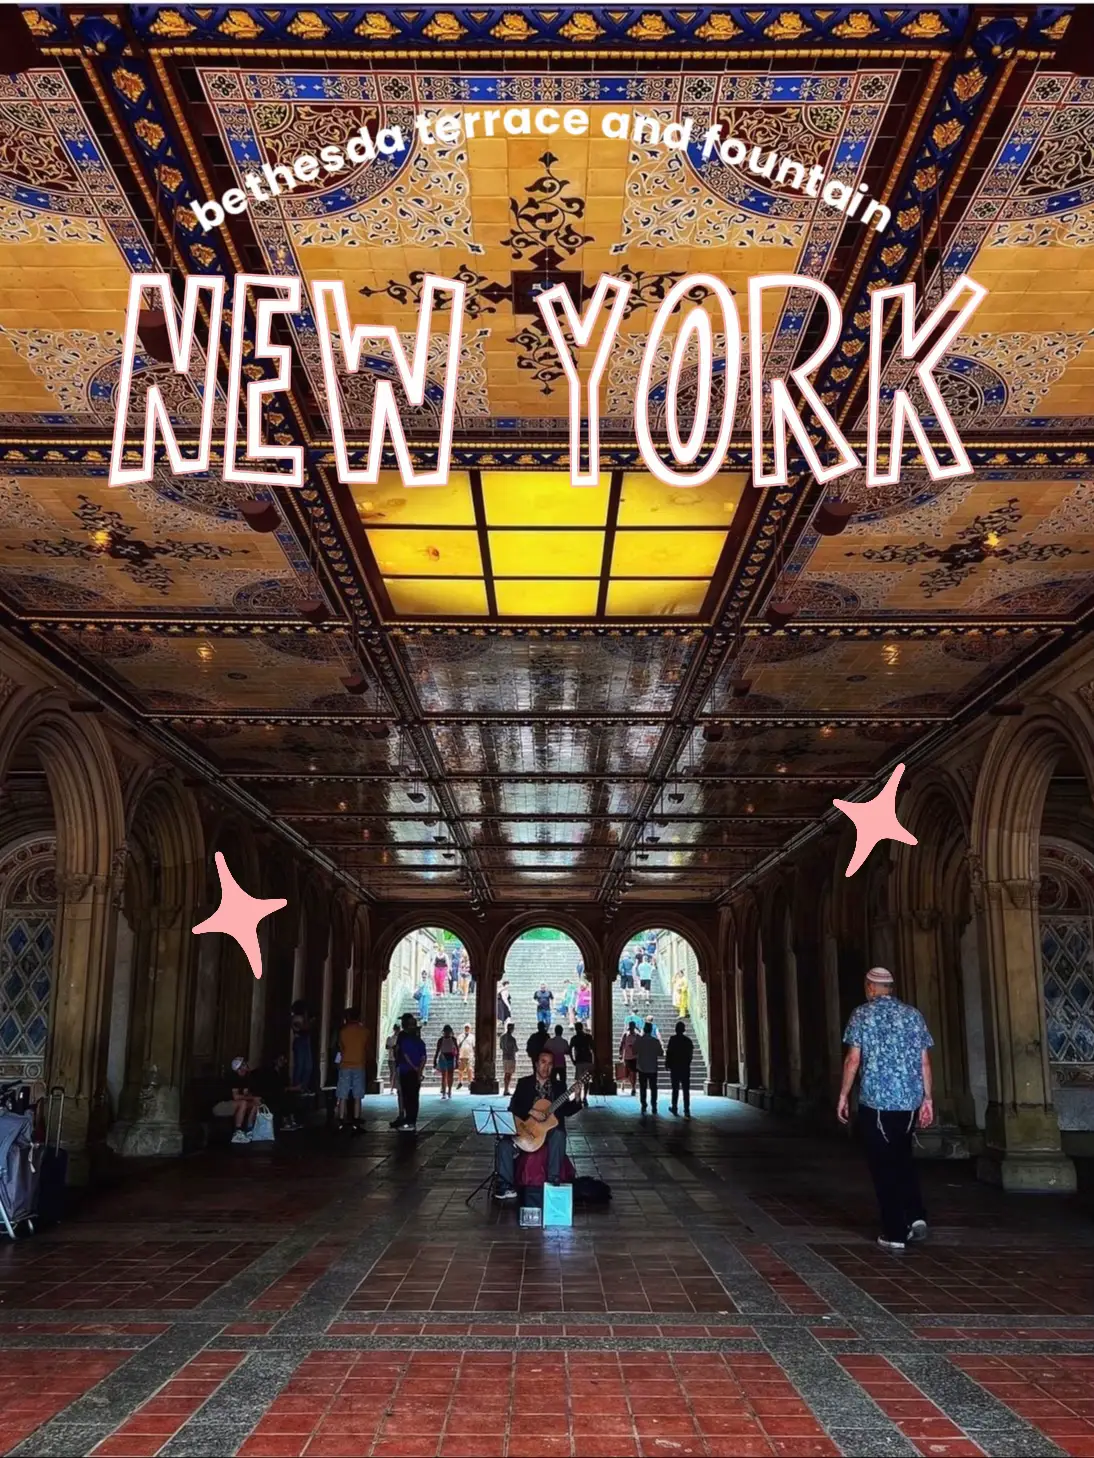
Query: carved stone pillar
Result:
<box><xmin>975</xmin><ymin>869</ymin><xmax>1075</xmax><ymax>1191</ymax></box>
<box><xmin>593</xmin><ymin>970</ymin><xmax>617</xmax><ymax>1093</ymax></box>
<box><xmin>360</xmin><ymin>956</ymin><xmax>382</xmax><ymax>1094</ymax></box>
<box><xmin>895</xmin><ymin>906</ymin><xmax>971</xmax><ymax>1159</ymax></box>
<box><xmin>49</xmin><ymin>862</ymin><xmax>123</xmax><ymax>1178</ymax></box>
<box><xmin>471</xmin><ymin>970</ymin><xmax>498</xmax><ymax>1094</ymax></box>
<box><xmin>110</xmin><ymin>885</ymin><xmax>197</xmax><ymax>1158</ymax></box>
<box><xmin>704</xmin><ymin>971</ymin><xmax>728</xmax><ymax>1095</ymax></box>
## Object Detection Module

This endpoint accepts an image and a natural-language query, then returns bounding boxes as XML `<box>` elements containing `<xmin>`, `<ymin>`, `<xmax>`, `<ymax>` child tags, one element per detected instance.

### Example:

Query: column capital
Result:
<box><xmin>983</xmin><ymin>877</ymin><xmax>1039</xmax><ymax>911</ymax></box>
<box><xmin>913</xmin><ymin>907</ymin><xmax>941</xmax><ymax>933</ymax></box>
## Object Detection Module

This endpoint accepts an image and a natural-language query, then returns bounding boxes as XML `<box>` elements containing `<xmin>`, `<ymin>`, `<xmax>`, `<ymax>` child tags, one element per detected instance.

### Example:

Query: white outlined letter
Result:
<box><xmin>749</xmin><ymin>274</ymin><xmax>859</xmax><ymax>488</ymax></box>
<box><xmin>224</xmin><ymin>274</ymin><xmax>303</xmax><ymax>488</ymax></box>
<box><xmin>536</xmin><ymin>273</ymin><xmax>631</xmax><ymax>487</ymax></box>
<box><xmin>109</xmin><ymin>273</ymin><xmax>225</xmax><ymax>487</ymax></box>
<box><xmin>635</xmin><ymin>274</ymin><xmax>741</xmax><ymax>487</ymax></box>
<box><xmin>865</xmin><ymin>273</ymin><xmax>987</xmax><ymax>485</ymax></box>
<box><xmin>312</xmin><ymin>274</ymin><xmax>466</xmax><ymax>487</ymax></box>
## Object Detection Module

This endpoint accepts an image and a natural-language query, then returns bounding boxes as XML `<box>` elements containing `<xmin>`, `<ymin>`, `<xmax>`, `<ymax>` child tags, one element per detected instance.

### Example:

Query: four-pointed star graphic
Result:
<box><xmin>192</xmin><ymin>852</ymin><xmax>286</xmax><ymax>979</ymax></box>
<box><xmin>833</xmin><ymin>763</ymin><xmax>918</xmax><ymax>877</ymax></box>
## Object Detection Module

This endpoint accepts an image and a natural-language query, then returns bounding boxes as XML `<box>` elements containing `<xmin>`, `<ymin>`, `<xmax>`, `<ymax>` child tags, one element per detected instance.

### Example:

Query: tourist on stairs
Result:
<box><xmin>838</xmin><ymin>967</ymin><xmax>934</xmax><ymax>1253</ymax></box>
<box><xmin>434</xmin><ymin>1024</ymin><xmax>458</xmax><ymax>1099</ymax></box>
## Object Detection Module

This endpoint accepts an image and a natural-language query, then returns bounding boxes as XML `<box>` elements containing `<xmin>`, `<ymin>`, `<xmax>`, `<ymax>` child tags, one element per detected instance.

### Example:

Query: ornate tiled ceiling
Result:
<box><xmin>0</xmin><ymin>4</ymin><xmax>1089</xmax><ymax>904</ymax></box>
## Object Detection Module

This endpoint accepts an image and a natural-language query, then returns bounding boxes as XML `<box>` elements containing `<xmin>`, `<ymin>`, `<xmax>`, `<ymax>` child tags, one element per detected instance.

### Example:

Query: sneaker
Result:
<box><xmin>231</xmin><ymin>1129</ymin><xmax>249</xmax><ymax>1144</ymax></box>
<box><xmin>684</xmin><ymin>1111</ymin><xmax>691</xmax><ymax>1120</ymax></box>
<box><xmin>402</xmin><ymin>1123</ymin><xmax>417</xmax><ymax>1132</ymax></box>
<box><xmin>670</xmin><ymin>1107</ymin><xmax>678</xmax><ymax>1116</ymax></box>
<box><xmin>907</xmin><ymin>1219</ymin><xmax>928</xmax><ymax>1243</ymax></box>
<box><xmin>494</xmin><ymin>1186</ymin><xmax>519</xmax><ymax>1202</ymax></box>
<box><xmin>877</xmin><ymin>1237</ymin><xmax>906</xmax><ymax>1253</ymax></box>
<box><xmin>389</xmin><ymin>1118</ymin><xmax>405</xmax><ymax>1128</ymax></box>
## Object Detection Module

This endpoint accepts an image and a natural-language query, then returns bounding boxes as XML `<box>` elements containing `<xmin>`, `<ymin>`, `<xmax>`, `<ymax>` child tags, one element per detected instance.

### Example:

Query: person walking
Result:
<box><xmin>433</xmin><ymin>956</ymin><xmax>448</xmax><ymax>996</ymax></box>
<box><xmin>546</xmin><ymin>1023</ymin><xmax>570</xmax><ymax>1078</ymax></box>
<box><xmin>619</xmin><ymin>947</ymin><xmax>635</xmax><ymax>1007</ymax></box>
<box><xmin>666</xmin><ymin>1020</ymin><xmax>694</xmax><ymax>1118</ymax></box>
<box><xmin>496</xmin><ymin>977</ymin><xmax>512</xmax><ymax>1026</ymax></box>
<box><xmin>290</xmin><ymin>1000</ymin><xmax>314</xmax><ymax>1101</ymax></box>
<box><xmin>456</xmin><ymin>1022</ymin><xmax>475</xmax><ymax>1089</ymax></box>
<box><xmin>434</xmin><ymin>1024</ymin><xmax>458</xmax><ymax>1100</ymax></box>
<box><xmin>635</xmin><ymin>1019</ymin><xmax>663</xmax><ymax>1114</ymax></box>
<box><xmin>534</xmin><ymin>982</ymin><xmax>554</xmax><ymax>1029</ymax></box>
<box><xmin>559</xmin><ymin>979</ymin><xmax>576</xmax><ymax>1030</ymax></box>
<box><xmin>838</xmin><ymin>966</ymin><xmax>934</xmax><ymax>1253</ymax></box>
<box><xmin>500</xmin><ymin>1020</ymin><xmax>518</xmax><ymax>1095</ymax></box>
<box><xmin>619</xmin><ymin>1020</ymin><xmax>639</xmax><ymax>1096</ymax></box>
<box><xmin>414</xmin><ymin>971</ymin><xmax>432</xmax><ymax>1028</ymax></box>
<box><xmin>448</xmin><ymin>944</ymin><xmax>461</xmax><ymax>995</ymax></box>
<box><xmin>576</xmin><ymin>977</ymin><xmax>592</xmax><ymax>1027</ymax></box>
<box><xmin>569</xmin><ymin>1020</ymin><xmax>594</xmax><ymax>1104</ymax></box>
<box><xmin>393</xmin><ymin>1013</ymin><xmax>426</xmax><ymax>1131</ymax></box>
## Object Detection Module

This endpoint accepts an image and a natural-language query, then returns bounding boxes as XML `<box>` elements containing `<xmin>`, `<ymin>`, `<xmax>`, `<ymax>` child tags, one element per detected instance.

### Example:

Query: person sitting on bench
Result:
<box><xmin>494</xmin><ymin>1049</ymin><xmax>583</xmax><ymax>1201</ymax></box>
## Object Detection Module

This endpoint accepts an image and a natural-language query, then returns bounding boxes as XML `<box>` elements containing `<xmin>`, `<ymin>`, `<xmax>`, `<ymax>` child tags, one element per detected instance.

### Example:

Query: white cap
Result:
<box><xmin>866</xmin><ymin>967</ymin><xmax>894</xmax><ymax>985</ymax></box>
<box><xmin>231</xmin><ymin>1056</ymin><xmax>246</xmax><ymax>1071</ymax></box>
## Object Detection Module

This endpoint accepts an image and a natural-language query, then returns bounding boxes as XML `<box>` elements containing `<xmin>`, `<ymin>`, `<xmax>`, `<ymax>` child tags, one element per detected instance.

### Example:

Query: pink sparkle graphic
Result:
<box><xmin>192</xmin><ymin>851</ymin><xmax>286</xmax><ymax>979</ymax></box>
<box><xmin>833</xmin><ymin>763</ymin><xmax>918</xmax><ymax>877</ymax></box>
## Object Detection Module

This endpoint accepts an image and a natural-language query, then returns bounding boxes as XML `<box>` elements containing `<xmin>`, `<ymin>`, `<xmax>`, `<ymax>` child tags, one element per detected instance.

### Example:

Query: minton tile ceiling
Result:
<box><xmin>0</xmin><ymin>4</ymin><xmax>1089</xmax><ymax>905</ymax></box>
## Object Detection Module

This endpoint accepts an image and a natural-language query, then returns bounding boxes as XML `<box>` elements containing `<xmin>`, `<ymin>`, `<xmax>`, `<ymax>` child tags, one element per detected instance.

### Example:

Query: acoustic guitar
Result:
<box><xmin>513</xmin><ymin>1073</ymin><xmax>592</xmax><ymax>1154</ymax></box>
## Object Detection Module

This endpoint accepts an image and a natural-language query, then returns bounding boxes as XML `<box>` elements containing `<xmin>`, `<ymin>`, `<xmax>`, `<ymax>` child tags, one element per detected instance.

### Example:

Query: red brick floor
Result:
<box><xmin>237</xmin><ymin>1351</ymin><xmax>840</xmax><ymax>1458</ymax></box>
<box><xmin>0</xmin><ymin>1350</ymin><xmax>129</xmax><ymax>1454</ymax></box>
<box><xmin>3</xmin><ymin>1094</ymin><xmax>1094</xmax><ymax>1457</ymax></box>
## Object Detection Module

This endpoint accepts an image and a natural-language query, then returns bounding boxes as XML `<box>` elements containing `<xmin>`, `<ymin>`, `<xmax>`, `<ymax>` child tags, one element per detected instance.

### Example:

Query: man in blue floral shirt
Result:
<box><xmin>838</xmin><ymin>967</ymin><xmax>934</xmax><ymax>1252</ymax></box>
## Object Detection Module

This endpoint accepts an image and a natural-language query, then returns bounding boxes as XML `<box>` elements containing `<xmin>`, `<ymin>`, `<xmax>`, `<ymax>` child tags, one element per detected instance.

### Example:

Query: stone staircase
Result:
<box><xmin>611</xmin><ymin>964</ymin><xmax>708</xmax><ymax>1092</ymax></box>
<box><xmin>386</xmin><ymin>936</ymin><xmax>707</xmax><ymax>1090</ymax></box>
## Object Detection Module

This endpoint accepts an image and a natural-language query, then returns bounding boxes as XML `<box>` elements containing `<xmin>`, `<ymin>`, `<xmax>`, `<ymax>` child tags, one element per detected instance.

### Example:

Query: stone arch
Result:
<box><xmin>0</xmin><ymin>689</ymin><xmax>125</xmax><ymax>1160</ymax></box>
<box><xmin>603</xmin><ymin>910</ymin><xmax>715</xmax><ymax>983</ymax></box>
<box><xmin>972</xmin><ymin>700</ymin><xmax>1094</xmax><ymax>884</ymax></box>
<box><xmin>490</xmin><ymin>911</ymin><xmax>600</xmax><ymax>989</ymax></box>
<box><xmin>110</xmin><ymin>772</ymin><xmax>203</xmax><ymax>1155</ymax></box>
<box><xmin>966</xmin><ymin>699</ymin><xmax>1093</xmax><ymax>1191</ymax></box>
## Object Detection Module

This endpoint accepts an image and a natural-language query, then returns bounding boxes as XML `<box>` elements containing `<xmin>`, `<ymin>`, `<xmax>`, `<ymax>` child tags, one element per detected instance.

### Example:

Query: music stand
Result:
<box><xmin>466</xmin><ymin>1107</ymin><xmax>516</xmax><ymax>1207</ymax></box>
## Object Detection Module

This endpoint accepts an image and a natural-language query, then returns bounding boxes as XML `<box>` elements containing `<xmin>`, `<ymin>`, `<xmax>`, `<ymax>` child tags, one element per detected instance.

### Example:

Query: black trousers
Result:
<box><xmin>669</xmin><ymin>1069</ymin><xmax>690</xmax><ymax>1114</ymax></box>
<box><xmin>399</xmin><ymin>1070</ymin><xmax>421</xmax><ymax>1125</ymax></box>
<box><xmin>638</xmin><ymin>1070</ymin><xmax>658</xmax><ymax>1109</ymax></box>
<box><xmin>859</xmin><ymin>1105</ymin><xmax>926</xmax><ymax>1242</ymax></box>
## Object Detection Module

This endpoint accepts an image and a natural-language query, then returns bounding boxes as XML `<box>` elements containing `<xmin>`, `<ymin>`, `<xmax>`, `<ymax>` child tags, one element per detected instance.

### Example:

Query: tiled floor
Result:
<box><xmin>2</xmin><ymin>1093</ymin><xmax>1094</xmax><ymax>1456</ymax></box>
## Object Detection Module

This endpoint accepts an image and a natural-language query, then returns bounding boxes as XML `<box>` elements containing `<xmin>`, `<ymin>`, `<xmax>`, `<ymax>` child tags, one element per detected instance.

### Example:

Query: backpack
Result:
<box><xmin>573</xmin><ymin>1175</ymin><xmax>611</xmax><ymax>1205</ymax></box>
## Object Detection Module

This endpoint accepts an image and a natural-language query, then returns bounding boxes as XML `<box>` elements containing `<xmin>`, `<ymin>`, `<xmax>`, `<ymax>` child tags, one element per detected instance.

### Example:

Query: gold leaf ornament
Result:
<box><xmin>901</xmin><ymin>10</ymin><xmax>946</xmax><ymax>38</ymax></box>
<box><xmin>422</xmin><ymin>13</ymin><xmax>468</xmax><ymax>40</ymax></box>
<box><xmin>22</xmin><ymin>10</ymin><xmax>56</xmax><ymax>36</ymax></box>
<box><xmin>764</xmin><ymin>11</ymin><xmax>812</xmax><ymax>39</ymax></box>
<box><xmin>355</xmin><ymin>11</ymin><xmax>400</xmax><ymax>38</ymax></box>
<box><xmin>627</xmin><ymin>12</ymin><xmax>674</xmax><ymax>40</ymax></box>
<box><xmin>134</xmin><ymin>119</ymin><xmax>165</xmax><ymax>149</ymax></box>
<box><xmin>832</xmin><ymin>12</ymin><xmax>878</xmax><ymax>37</ymax></box>
<box><xmin>932</xmin><ymin>118</ymin><xmax>962</xmax><ymax>149</ymax></box>
<box><xmin>113</xmin><ymin>68</ymin><xmax>146</xmax><ymax>103</ymax></box>
<box><xmin>286</xmin><ymin>11</ymin><xmax>330</xmax><ymax>39</ymax></box>
<box><xmin>147</xmin><ymin>9</ymin><xmax>195</xmax><ymax>37</ymax></box>
<box><xmin>218</xmin><ymin>9</ymin><xmax>265</xmax><ymax>39</ymax></box>
<box><xmin>695</xmin><ymin>13</ymin><xmax>741</xmax><ymax>38</ymax></box>
<box><xmin>491</xmin><ymin>13</ymin><xmax>538</xmax><ymax>40</ymax></box>
<box><xmin>953</xmin><ymin>68</ymin><xmax>984</xmax><ymax>102</ymax></box>
<box><xmin>558</xmin><ymin>11</ymin><xmax>605</xmax><ymax>40</ymax></box>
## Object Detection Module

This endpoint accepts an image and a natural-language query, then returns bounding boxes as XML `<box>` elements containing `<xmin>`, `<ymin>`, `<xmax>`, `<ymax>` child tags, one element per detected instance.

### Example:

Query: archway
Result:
<box><xmin>382</xmin><ymin>925</ymin><xmax>474</xmax><ymax>1094</ymax></box>
<box><xmin>613</xmin><ymin>927</ymin><xmax>708</xmax><ymax>1093</ymax></box>
<box><xmin>502</xmin><ymin>926</ymin><xmax>588</xmax><ymax>1062</ymax></box>
<box><xmin>969</xmin><ymin>704</ymin><xmax>1094</xmax><ymax>1190</ymax></box>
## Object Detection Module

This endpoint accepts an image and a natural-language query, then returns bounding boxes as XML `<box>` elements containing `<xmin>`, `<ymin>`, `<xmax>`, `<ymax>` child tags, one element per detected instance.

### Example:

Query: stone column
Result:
<box><xmin>360</xmin><ymin>955</ymin><xmax>382</xmax><ymax>1094</ymax></box>
<box><xmin>896</xmin><ymin>907</ymin><xmax>975</xmax><ymax>1158</ymax></box>
<box><xmin>784</xmin><ymin>935</ymin><xmax>803</xmax><ymax>1104</ymax></box>
<box><xmin>592</xmin><ymin>969</ymin><xmax>617</xmax><ymax>1093</ymax></box>
<box><xmin>49</xmin><ymin>866</ymin><xmax>122</xmax><ymax>1179</ymax></box>
<box><xmin>110</xmin><ymin>885</ymin><xmax>198</xmax><ymax>1158</ymax></box>
<box><xmin>975</xmin><ymin>872</ymin><xmax>1075</xmax><ymax>1191</ymax></box>
<box><xmin>471</xmin><ymin>971</ymin><xmax>498</xmax><ymax>1094</ymax></box>
<box><xmin>704</xmin><ymin>971</ymin><xmax>727</xmax><ymax>1095</ymax></box>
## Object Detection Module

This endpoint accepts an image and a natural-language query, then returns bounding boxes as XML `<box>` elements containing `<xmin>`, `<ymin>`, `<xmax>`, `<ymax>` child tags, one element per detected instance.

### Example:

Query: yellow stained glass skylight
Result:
<box><xmin>606</xmin><ymin>580</ymin><xmax>708</xmax><ymax>617</ymax></box>
<box><xmin>612</xmin><ymin>529</ymin><xmax>727</xmax><ymax>578</ymax></box>
<box><xmin>494</xmin><ymin>580</ymin><xmax>600</xmax><ymax>616</ymax></box>
<box><xmin>490</xmin><ymin>530</ymin><xmax>604</xmax><ymax>577</ymax></box>
<box><xmin>481</xmin><ymin>471</ymin><xmax>611</xmax><ymax>526</ymax></box>
<box><xmin>385</xmin><ymin>578</ymin><xmax>488</xmax><ymax>615</ymax></box>
<box><xmin>352</xmin><ymin>471</ymin><xmax>475</xmax><ymax>526</ymax></box>
<box><xmin>366</xmin><ymin>470</ymin><xmax>727</xmax><ymax>620</ymax></box>
<box><xmin>368</xmin><ymin>529</ymin><xmax>482</xmax><ymax>577</ymax></box>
